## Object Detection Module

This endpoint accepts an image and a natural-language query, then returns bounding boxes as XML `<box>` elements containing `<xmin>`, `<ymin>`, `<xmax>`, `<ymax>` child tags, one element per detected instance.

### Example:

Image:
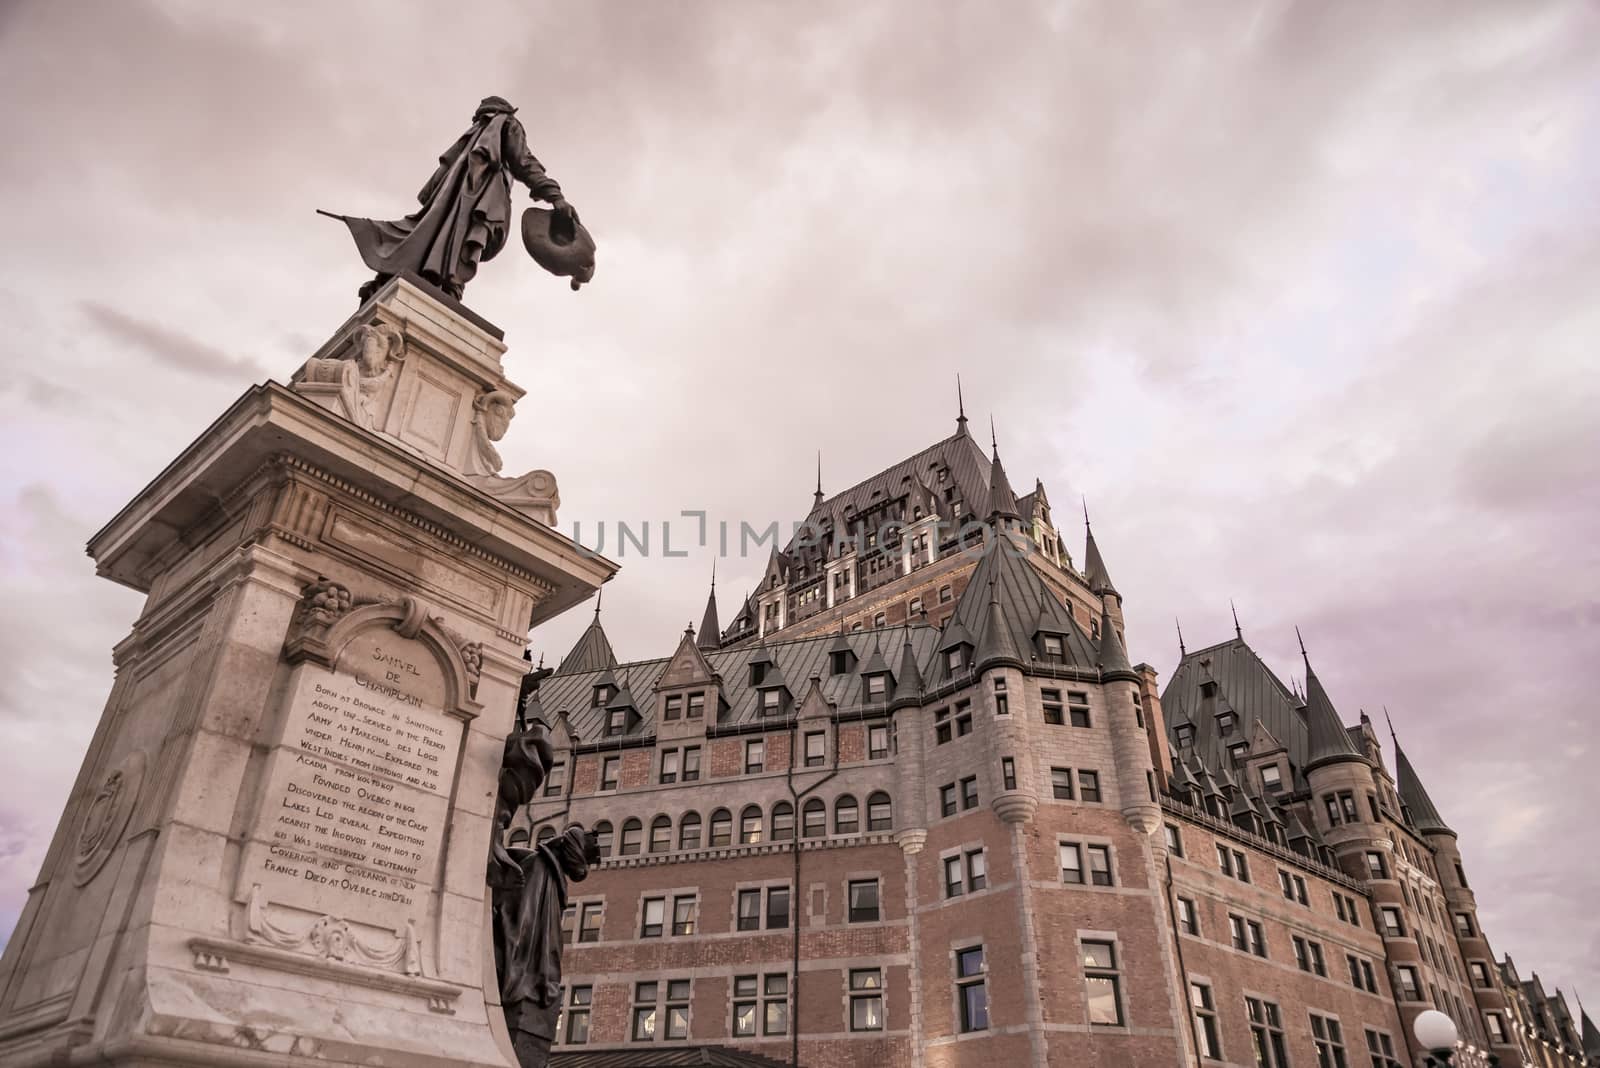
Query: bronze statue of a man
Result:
<box><xmin>323</xmin><ymin>96</ymin><xmax>578</xmax><ymax>303</ymax></box>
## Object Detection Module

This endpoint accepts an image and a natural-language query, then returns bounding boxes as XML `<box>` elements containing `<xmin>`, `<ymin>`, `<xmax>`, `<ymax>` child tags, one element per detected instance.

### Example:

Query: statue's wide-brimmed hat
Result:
<box><xmin>522</xmin><ymin>208</ymin><xmax>596</xmax><ymax>291</ymax></box>
<box><xmin>474</xmin><ymin>95</ymin><xmax>517</xmax><ymax>118</ymax></box>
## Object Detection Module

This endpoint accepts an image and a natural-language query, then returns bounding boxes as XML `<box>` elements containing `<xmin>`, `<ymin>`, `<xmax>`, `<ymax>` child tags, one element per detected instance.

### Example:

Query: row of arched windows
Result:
<box><xmin>541</xmin><ymin>792</ymin><xmax>894</xmax><ymax>858</ymax></box>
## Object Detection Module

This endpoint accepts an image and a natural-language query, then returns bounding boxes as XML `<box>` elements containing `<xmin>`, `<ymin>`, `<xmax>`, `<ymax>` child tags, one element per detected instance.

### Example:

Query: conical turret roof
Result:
<box><xmin>557</xmin><ymin>604</ymin><xmax>618</xmax><ymax>675</ymax></box>
<box><xmin>1395</xmin><ymin>742</ymin><xmax>1453</xmax><ymax>837</ymax></box>
<box><xmin>1302</xmin><ymin>650</ymin><xmax>1364</xmax><ymax>772</ymax></box>
<box><xmin>891</xmin><ymin>628</ymin><xmax>925</xmax><ymax>706</ymax></box>
<box><xmin>1083</xmin><ymin>519</ymin><xmax>1118</xmax><ymax>595</ymax></box>
<box><xmin>974</xmin><ymin>579</ymin><xmax>1024</xmax><ymax>670</ymax></box>
<box><xmin>1096</xmin><ymin>607</ymin><xmax>1133</xmax><ymax>677</ymax></box>
<box><xmin>985</xmin><ymin>437</ymin><xmax>1020</xmax><ymax>522</ymax></box>
<box><xmin>697</xmin><ymin>572</ymin><xmax>721</xmax><ymax>651</ymax></box>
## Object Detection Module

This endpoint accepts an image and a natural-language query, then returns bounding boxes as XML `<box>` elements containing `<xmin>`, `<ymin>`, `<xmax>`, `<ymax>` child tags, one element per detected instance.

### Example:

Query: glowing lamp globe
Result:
<box><xmin>1414</xmin><ymin>1010</ymin><xmax>1460</xmax><ymax>1052</ymax></box>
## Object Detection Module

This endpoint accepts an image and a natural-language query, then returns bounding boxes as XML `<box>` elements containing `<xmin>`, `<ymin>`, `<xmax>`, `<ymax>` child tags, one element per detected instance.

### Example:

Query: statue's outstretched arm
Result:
<box><xmin>503</xmin><ymin>118</ymin><xmax>565</xmax><ymax>206</ymax></box>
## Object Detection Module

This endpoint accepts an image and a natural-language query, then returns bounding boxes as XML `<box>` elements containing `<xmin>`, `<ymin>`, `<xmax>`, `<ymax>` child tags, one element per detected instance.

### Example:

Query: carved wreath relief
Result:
<box><xmin>72</xmin><ymin>749</ymin><xmax>146</xmax><ymax>886</ymax></box>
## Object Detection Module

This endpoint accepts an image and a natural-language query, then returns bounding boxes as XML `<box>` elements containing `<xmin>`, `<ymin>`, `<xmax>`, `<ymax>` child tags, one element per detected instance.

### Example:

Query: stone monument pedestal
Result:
<box><xmin>0</xmin><ymin>278</ymin><xmax>614</xmax><ymax>1068</ymax></box>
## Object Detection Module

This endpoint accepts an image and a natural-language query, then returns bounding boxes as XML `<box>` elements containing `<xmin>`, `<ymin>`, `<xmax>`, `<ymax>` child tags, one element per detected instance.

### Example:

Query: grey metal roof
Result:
<box><xmin>538</xmin><ymin>624</ymin><xmax>943</xmax><ymax>744</ymax></box>
<box><xmin>1395</xmin><ymin>743</ymin><xmax>1453</xmax><ymax>836</ymax></box>
<box><xmin>697</xmin><ymin>583</ymin><xmax>721</xmax><ymax>651</ymax></box>
<box><xmin>557</xmin><ymin>611</ymin><xmax>618</xmax><ymax>675</ymax></box>
<box><xmin>1161</xmin><ymin>637</ymin><xmax>1312</xmax><ymax>788</ymax></box>
<box><xmin>985</xmin><ymin>446</ymin><xmax>1020</xmax><ymax>520</ymax></box>
<box><xmin>1083</xmin><ymin>522</ymin><xmax>1117</xmax><ymax>595</ymax></box>
<box><xmin>1302</xmin><ymin>658</ymin><xmax>1364</xmax><ymax>772</ymax></box>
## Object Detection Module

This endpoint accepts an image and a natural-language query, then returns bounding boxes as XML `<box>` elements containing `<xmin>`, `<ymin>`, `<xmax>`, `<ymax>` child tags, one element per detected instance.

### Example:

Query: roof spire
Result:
<box><xmin>697</xmin><ymin>561</ymin><xmax>721</xmax><ymax>651</ymax></box>
<box><xmin>813</xmin><ymin>450</ymin><xmax>824</xmax><ymax>508</ymax></box>
<box><xmin>1300</xmin><ymin>628</ymin><xmax>1365</xmax><ymax>772</ymax></box>
<box><xmin>984</xmin><ymin>428</ymin><xmax>1020</xmax><ymax>523</ymax></box>
<box><xmin>1176</xmin><ymin>617</ymin><xmax>1187</xmax><ymax>657</ymax></box>
<box><xmin>989</xmin><ymin>414</ymin><xmax>998</xmax><ymax>455</ymax></box>
<box><xmin>956</xmin><ymin>374</ymin><xmax>968</xmax><ymax>434</ymax></box>
<box><xmin>1231</xmin><ymin>599</ymin><xmax>1242</xmax><ymax>641</ymax></box>
<box><xmin>1082</xmin><ymin>505</ymin><xmax>1118</xmax><ymax>596</ymax></box>
<box><xmin>594</xmin><ymin>584</ymin><xmax>603</xmax><ymax>618</ymax></box>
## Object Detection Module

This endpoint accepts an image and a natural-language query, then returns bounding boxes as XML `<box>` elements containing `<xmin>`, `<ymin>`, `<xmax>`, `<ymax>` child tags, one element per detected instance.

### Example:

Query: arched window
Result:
<box><xmin>802</xmin><ymin>798</ymin><xmax>826</xmax><ymax>838</ymax></box>
<box><xmin>709</xmin><ymin>808</ymin><xmax>732</xmax><ymax>847</ymax></box>
<box><xmin>835</xmin><ymin>794</ymin><xmax>860</xmax><ymax>835</ymax></box>
<box><xmin>535</xmin><ymin>826</ymin><xmax>555</xmax><ymax>845</ymax></box>
<box><xmin>771</xmin><ymin>801</ymin><xmax>795</xmax><ymax>841</ymax></box>
<box><xmin>867</xmin><ymin>791</ymin><xmax>892</xmax><ymax>832</ymax></box>
<box><xmin>620</xmin><ymin>817</ymin><xmax>642</xmax><ymax>855</ymax></box>
<box><xmin>740</xmin><ymin>805</ymin><xmax>763</xmax><ymax>844</ymax></box>
<box><xmin>649</xmin><ymin>815</ymin><xmax>671</xmax><ymax>853</ymax></box>
<box><xmin>593</xmin><ymin>820</ymin><xmax>614</xmax><ymax>858</ymax></box>
<box><xmin>508</xmin><ymin>827</ymin><xmax>530</xmax><ymax>846</ymax></box>
<box><xmin>679</xmin><ymin>811</ymin><xmax>703</xmax><ymax>850</ymax></box>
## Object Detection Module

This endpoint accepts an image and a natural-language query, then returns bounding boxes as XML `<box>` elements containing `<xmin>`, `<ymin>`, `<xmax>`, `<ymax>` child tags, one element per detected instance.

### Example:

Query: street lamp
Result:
<box><xmin>1416</xmin><ymin>1010</ymin><xmax>1460</xmax><ymax>1067</ymax></box>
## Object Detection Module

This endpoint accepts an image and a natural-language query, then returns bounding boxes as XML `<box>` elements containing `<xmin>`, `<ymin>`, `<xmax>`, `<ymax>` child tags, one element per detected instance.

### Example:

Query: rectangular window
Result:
<box><xmin>578</xmin><ymin>902</ymin><xmax>602</xmax><ymax>943</ymax></box>
<box><xmin>1042</xmin><ymin>634</ymin><xmax>1064</xmax><ymax>663</ymax></box>
<box><xmin>848</xmin><ymin>879</ymin><xmax>880</xmax><ymax>923</ymax></box>
<box><xmin>564</xmin><ymin>984</ymin><xmax>592</xmax><ymax>1044</ymax></box>
<box><xmin>934</xmin><ymin>705</ymin><xmax>953</xmax><ymax>745</ymax></box>
<box><xmin>1078</xmin><ymin>770</ymin><xmax>1101</xmax><ymax>802</ymax></box>
<box><xmin>632</xmin><ymin>981</ymin><xmax>659</xmax><ymax>1041</ymax></box>
<box><xmin>681</xmin><ymin>745</ymin><xmax>700</xmax><ymax>782</ymax></box>
<box><xmin>804</xmin><ymin>731</ymin><xmax>825</xmax><ymax>767</ymax></box>
<box><xmin>868</xmin><ymin>725</ymin><xmax>890</xmax><ymax>760</ymax></box>
<box><xmin>1248</xmin><ymin>997</ymin><xmax>1288</xmax><ymax>1068</ymax></box>
<box><xmin>608</xmin><ymin>709</ymin><xmax>627</xmax><ymax>736</ymax></box>
<box><xmin>1248</xmin><ymin>920</ymin><xmax>1267</xmax><ymax>958</ymax></box>
<box><xmin>944</xmin><ymin>854</ymin><xmax>964</xmax><ymax>898</ymax></box>
<box><xmin>956</xmin><ymin>946</ymin><xmax>988</xmax><ymax>1032</ymax></box>
<box><xmin>664</xmin><ymin>694</ymin><xmax>682</xmax><ymax>720</ymax></box>
<box><xmin>865</xmin><ymin>673</ymin><xmax>888</xmax><ymax>701</ymax></box>
<box><xmin>1260</xmin><ymin>763</ymin><xmax>1283</xmax><ymax>793</ymax></box>
<box><xmin>1164</xmin><ymin>823</ymin><xmax>1184</xmax><ymax>857</ymax></box>
<box><xmin>736</xmin><ymin>889</ymin><xmax>761</xmax><ymax>932</ymax></box>
<box><xmin>1233</xmin><ymin>850</ymin><xmax>1250</xmax><ymax>883</ymax></box>
<box><xmin>600</xmin><ymin>757</ymin><xmax>619</xmax><ymax>791</ymax></box>
<box><xmin>1001</xmin><ymin>756</ymin><xmax>1017</xmax><ymax>791</ymax></box>
<box><xmin>1396</xmin><ymin>965</ymin><xmax>1421</xmax><ymax>1001</ymax></box>
<box><xmin>1309</xmin><ymin>940</ymin><xmax>1326</xmax><ymax>976</ymax></box>
<box><xmin>1365</xmin><ymin>1028</ymin><xmax>1403</xmax><ymax>1068</ymax></box>
<box><xmin>1310</xmin><ymin>1013</ymin><xmax>1348</xmax><ymax>1068</ymax></box>
<box><xmin>1470</xmin><ymin>961</ymin><xmax>1491</xmax><ymax>987</ymax></box>
<box><xmin>960</xmin><ymin>775</ymin><xmax>979</xmax><ymax>810</ymax></box>
<box><xmin>1232</xmin><ymin>915</ymin><xmax>1250</xmax><ymax>952</ymax></box>
<box><xmin>966</xmin><ymin>848</ymin><xmax>986</xmax><ymax>891</ymax></box>
<box><xmin>1178</xmin><ymin>896</ymin><xmax>1199</xmax><ymax>936</ymax></box>
<box><xmin>1069</xmin><ymin>692</ymin><xmax>1091</xmax><ymax>728</ymax></box>
<box><xmin>1454</xmin><ymin>912</ymin><xmax>1475</xmax><ymax>938</ymax></box>
<box><xmin>1042</xmin><ymin>688</ymin><xmax>1064</xmax><ymax>725</ymax></box>
<box><xmin>1485</xmin><ymin>1013</ymin><xmax>1507</xmax><ymax>1044</ymax></box>
<box><xmin>1191</xmin><ymin>982</ymin><xmax>1220</xmax><ymax>1058</ymax></box>
<box><xmin>1380</xmin><ymin>907</ymin><xmax>1405</xmax><ymax>938</ymax></box>
<box><xmin>1051</xmin><ymin>766</ymin><xmax>1073</xmax><ymax>800</ymax></box>
<box><xmin>955</xmin><ymin>699</ymin><xmax>973</xmax><ymax>736</ymax></box>
<box><xmin>641</xmin><ymin>897</ymin><xmax>665</xmax><ymax>938</ymax></box>
<box><xmin>664</xmin><ymin>980</ymin><xmax>690</xmax><ymax>1040</ymax></box>
<box><xmin>766</xmin><ymin>885</ymin><xmax>790</xmax><ymax>929</ymax></box>
<box><xmin>1365</xmin><ymin>851</ymin><xmax>1388</xmax><ymax>880</ymax></box>
<box><xmin>761</xmin><ymin>689</ymin><xmax>783</xmax><ymax>716</ymax></box>
<box><xmin>1217</xmin><ymin>843</ymin><xmax>1233</xmax><ymax>877</ymax></box>
<box><xmin>849</xmin><ymin>968</ymin><xmax>884</xmax><ymax>1031</ymax></box>
<box><xmin>745</xmin><ymin>739</ymin><xmax>764</xmax><ymax>775</ymax></box>
<box><xmin>544</xmin><ymin>761</ymin><xmax>565</xmax><ymax>797</ymax></box>
<box><xmin>1279</xmin><ymin>870</ymin><xmax>1308</xmax><ymax>905</ymax></box>
<box><xmin>660</xmin><ymin>749</ymin><xmax>679</xmax><ymax>784</ymax></box>
<box><xmin>940</xmin><ymin>783</ymin><xmax>957</xmax><ymax>817</ymax></box>
<box><xmin>1083</xmin><ymin>940</ymin><xmax>1123</xmax><ymax>1026</ymax></box>
<box><xmin>1340</xmin><ymin>792</ymin><xmax>1359</xmax><ymax>823</ymax></box>
<box><xmin>671</xmin><ymin>895</ymin><xmax>697</xmax><ymax>937</ymax></box>
<box><xmin>1060</xmin><ymin>843</ymin><xmax>1083</xmax><ymax>884</ymax></box>
<box><xmin>1087</xmin><ymin>845</ymin><xmax>1113</xmax><ymax>887</ymax></box>
<box><xmin>687</xmin><ymin>691</ymin><xmax>705</xmax><ymax>718</ymax></box>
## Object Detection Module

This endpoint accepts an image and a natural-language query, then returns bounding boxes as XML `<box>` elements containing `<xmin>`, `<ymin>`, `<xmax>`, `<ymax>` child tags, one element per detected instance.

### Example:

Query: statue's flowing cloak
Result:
<box><xmin>494</xmin><ymin>830</ymin><xmax>588</xmax><ymax>1039</ymax></box>
<box><xmin>331</xmin><ymin>107</ymin><xmax>562</xmax><ymax>294</ymax></box>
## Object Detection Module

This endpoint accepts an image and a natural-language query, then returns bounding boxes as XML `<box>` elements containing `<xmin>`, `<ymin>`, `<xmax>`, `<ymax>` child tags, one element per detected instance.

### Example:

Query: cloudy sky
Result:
<box><xmin>1</xmin><ymin>0</ymin><xmax>1597</xmax><ymax>1002</ymax></box>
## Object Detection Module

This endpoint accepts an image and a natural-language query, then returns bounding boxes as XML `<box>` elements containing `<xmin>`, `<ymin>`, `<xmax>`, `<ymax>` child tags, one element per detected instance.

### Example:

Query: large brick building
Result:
<box><xmin>515</xmin><ymin>411</ymin><xmax>1596</xmax><ymax>1068</ymax></box>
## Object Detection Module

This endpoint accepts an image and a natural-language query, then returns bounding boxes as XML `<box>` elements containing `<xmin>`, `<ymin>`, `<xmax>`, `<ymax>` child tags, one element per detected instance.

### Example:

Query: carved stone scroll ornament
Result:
<box><xmin>245</xmin><ymin>885</ymin><xmax>422</xmax><ymax>976</ymax></box>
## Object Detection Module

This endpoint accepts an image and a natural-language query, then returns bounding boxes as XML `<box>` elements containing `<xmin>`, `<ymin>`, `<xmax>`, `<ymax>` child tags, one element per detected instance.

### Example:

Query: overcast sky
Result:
<box><xmin>1</xmin><ymin>0</ymin><xmax>1596</xmax><ymax>1004</ymax></box>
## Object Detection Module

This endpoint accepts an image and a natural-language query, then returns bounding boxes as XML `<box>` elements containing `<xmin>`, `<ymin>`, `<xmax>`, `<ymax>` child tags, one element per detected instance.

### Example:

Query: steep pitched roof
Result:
<box><xmin>1096</xmin><ymin>606</ymin><xmax>1133</xmax><ymax>676</ymax></box>
<box><xmin>985</xmin><ymin>438</ymin><xmax>1020</xmax><ymax>521</ymax></box>
<box><xmin>556</xmin><ymin>609</ymin><xmax>618</xmax><ymax>675</ymax></box>
<box><xmin>1303</xmin><ymin>655</ymin><xmax>1365</xmax><ymax>772</ymax></box>
<box><xmin>1083</xmin><ymin>520</ymin><xmax>1117</xmax><ymax>595</ymax></box>
<box><xmin>892</xmin><ymin>628</ymin><xmax>925</xmax><ymax>706</ymax></box>
<box><xmin>1161</xmin><ymin>637</ymin><xmax>1311</xmax><ymax>787</ymax></box>
<box><xmin>697</xmin><ymin>579</ymin><xmax>721</xmax><ymax>651</ymax></box>
<box><xmin>1395</xmin><ymin>741</ymin><xmax>1453</xmax><ymax>836</ymax></box>
<box><xmin>943</xmin><ymin>534</ymin><xmax>1096</xmax><ymax>675</ymax></box>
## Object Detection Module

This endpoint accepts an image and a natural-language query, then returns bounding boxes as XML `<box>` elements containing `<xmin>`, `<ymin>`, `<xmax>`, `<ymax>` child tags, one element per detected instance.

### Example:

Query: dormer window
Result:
<box><xmin>831</xmin><ymin>650</ymin><xmax>852</xmax><ymax>675</ymax></box>
<box><xmin>873</xmin><ymin>612</ymin><xmax>886</xmax><ymax>628</ymax></box>
<box><xmin>663</xmin><ymin>695</ymin><xmax>682</xmax><ymax>721</ymax></box>
<box><xmin>761</xmin><ymin>689</ymin><xmax>783</xmax><ymax>717</ymax></box>
<box><xmin>864</xmin><ymin>674</ymin><xmax>888</xmax><ymax>703</ymax></box>
<box><xmin>1089</xmin><ymin>618</ymin><xmax>1100</xmax><ymax>640</ymax></box>
<box><xmin>1175</xmin><ymin>723</ymin><xmax>1195</xmax><ymax>748</ymax></box>
<box><xmin>1200</xmin><ymin>680</ymin><xmax>1218</xmax><ymax>699</ymax></box>
<box><xmin>909</xmin><ymin>596</ymin><xmax>923</xmax><ymax>615</ymax></box>
<box><xmin>946</xmin><ymin>648</ymin><xmax>966</xmax><ymax>675</ymax></box>
<box><xmin>687</xmin><ymin>692</ymin><xmax>706</xmax><ymax>719</ymax></box>
<box><xmin>751</xmin><ymin>662</ymin><xmax>768</xmax><ymax>686</ymax></box>
<box><xmin>1216</xmin><ymin>711</ymin><xmax>1236</xmax><ymax>736</ymax></box>
<box><xmin>1227</xmin><ymin>741</ymin><xmax>1247</xmax><ymax>765</ymax></box>
<box><xmin>1260</xmin><ymin>765</ymin><xmax>1282</xmax><ymax>793</ymax></box>
<box><xmin>606</xmin><ymin>708</ymin><xmax>627</xmax><ymax>736</ymax></box>
<box><xmin>593</xmin><ymin>683</ymin><xmax>614</xmax><ymax>707</ymax></box>
<box><xmin>1041</xmin><ymin>634</ymin><xmax>1065</xmax><ymax>664</ymax></box>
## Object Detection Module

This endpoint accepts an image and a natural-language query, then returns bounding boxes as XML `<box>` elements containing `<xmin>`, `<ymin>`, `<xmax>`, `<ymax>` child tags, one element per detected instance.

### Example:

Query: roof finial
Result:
<box><xmin>1176</xmin><ymin>617</ymin><xmax>1187</xmax><ymax>656</ymax></box>
<box><xmin>956</xmin><ymin>374</ymin><xmax>968</xmax><ymax>434</ymax></box>
<box><xmin>1295</xmin><ymin>625</ymin><xmax>1307</xmax><ymax>658</ymax></box>
<box><xmin>594</xmin><ymin>585</ymin><xmax>604</xmax><ymax>618</ymax></box>
<box><xmin>813</xmin><ymin>450</ymin><xmax>824</xmax><ymax>506</ymax></box>
<box><xmin>1082</xmin><ymin>495</ymin><xmax>1091</xmax><ymax>529</ymax></box>
<box><xmin>1231</xmin><ymin>599</ymin><xmax>1242</xmax><ymax>641</ymax></box>
<box><xmin>710</xmin><ymin>556</ymin><xmax>716</xmax><ymax>591</ymax></box>
<box><xmin>1383</xmin><ymin>704</ymin><xmax>1398</xmax><ymax>747</ymax></box>
<box><xmin>989</xmin><ymin>414</ymin><xmax>998</xmax><ymax>456</ymax></box>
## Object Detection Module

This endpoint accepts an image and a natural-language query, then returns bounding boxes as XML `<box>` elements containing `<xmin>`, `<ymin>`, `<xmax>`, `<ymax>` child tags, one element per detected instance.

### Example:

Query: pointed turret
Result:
<box><xmin>1582</xmin><ymin>1007</ymin><xmax>1600</xmax><ymax>1060</ymax></box>
<box><xmin>697</xmin><ymin>565</ymin><xmax>721</xmax><ymax>651</ymax></box>
<box><xmin>985</xmin><ymin>420</ymin><xmax>1020</xmax><ymax>522</ymax></box>
<box><xmin>1300</xmin><ymin>635</ymin><xmax>1364</xmax><ymax>772</ymax></box>
<box><xmin>1096</xmin><ymin>606</ymin><xmax>1133</xmax><ymax>678</ymax></box>
<box><xmin>891</xmin><ymin>628</ymin><xmax>925</xmax><ymax>707</ymax></box>
<box><xmin>812</xmin><ymin>451</ymin><xmax>825</xmax><ymax>510</ymax></box>
<box><xmin>1083</xmin><ymin>507</ymin><xmax>1118</xmax><ymax>595</ymax></box>
<box><xmin>556</xmin><ymin>595</ymin><xmax>618</xmax><ymax>674</ymax></box>
<box><xmin>955</xmin><ymin>374</ymin><xmax>969</xmax><ymax>436</ymax></box>
<box><xmin>1394</xmin><ymin>742</ymin><xmax>1454</xmax><ymax>837</ymax></box>
<box><xmin>974</xmin><ymin>580</ymin><xmax>1023</xmax><ymax>670</ymax></box>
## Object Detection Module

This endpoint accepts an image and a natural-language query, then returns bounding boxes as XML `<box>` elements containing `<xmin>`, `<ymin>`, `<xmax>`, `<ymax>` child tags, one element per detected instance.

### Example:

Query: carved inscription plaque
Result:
<box><xmin>242</xmin><ymin>629</ymin><xmax>459</xmax><ymax>926</ymax></box>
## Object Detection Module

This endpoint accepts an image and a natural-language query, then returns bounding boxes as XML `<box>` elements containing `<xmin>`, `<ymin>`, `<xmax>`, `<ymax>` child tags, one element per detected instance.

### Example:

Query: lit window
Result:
<box><xmin>849</xmin><ymin>969</ymin><xmax>884</xmax><ymax>1032</ymax></box>
<box><xmin>1083</xmin><ymin>940</ymin><xmax>1123</xmax><ymax>1026</ymax></box>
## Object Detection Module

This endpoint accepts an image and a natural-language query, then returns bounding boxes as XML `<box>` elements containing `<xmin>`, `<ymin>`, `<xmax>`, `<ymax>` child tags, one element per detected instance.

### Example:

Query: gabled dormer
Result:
<box><xmin>857</xmin><ymin>636</ymin><xmax>895</xmax><ymax>706</ymax></box>
<box><xmin>748</xmin><ymin>640</ymin><xmax>774</xmax><ymax>687</ymax></box>
<box><xmin>591</xmin><ymin>666</ymin><xmax>618</xmax><ymax>709</ymax></box>
<box><xmin>939</xmin><ymin>616</ymin><xmax>975</xmax><ymax>680</ymax></box>
<box><xmin>655</xmin><ymin>624</ymin><xmax>721</xmax><ymax>741</ymax></box>
<box><xmin>1028</xmin><ymin>587</ymin><xmax>1081</xmax><ymax>665</ymax></box>
<box><xmin>827</xmin><ymin>628</ymin><xmax>857</xmax><ymax>677</ymax></box>
<box><xmin>753</xmin><ymin>658</ymin><xmax>793</xmax><ymax>719</ymax></box>
<box><xmin>1245</xmin><ymin>719</ymin><xmax>1289</xmax><ymax>797</ymax></box>
<box><xmin>603</xmin><ymin>673</ymin><xmax>641</xmax><ymax>737</ymax></box>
